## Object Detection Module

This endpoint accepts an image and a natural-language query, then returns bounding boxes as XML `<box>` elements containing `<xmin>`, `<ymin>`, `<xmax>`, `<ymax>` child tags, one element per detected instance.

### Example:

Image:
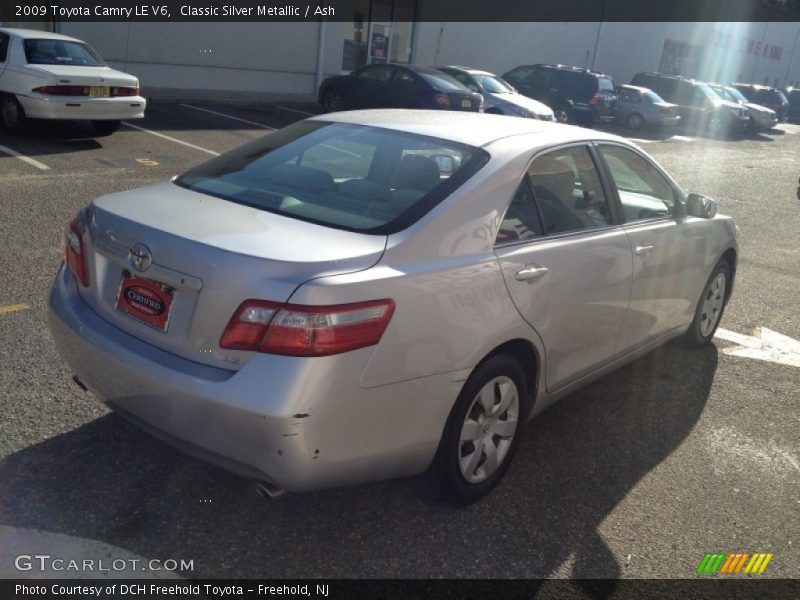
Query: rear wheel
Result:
<box><xmin>626</xmin><ymin>113</ymin><xmax>645</xmax><ymax>130</ymax></box>
<box><xmin>433</xmin><ymin>354</ymin><xmax>528</xmax><ymax>504</ymax></box>
<box><xmin>707</xmin><ymin>113</ymin><xmax>724</xmax><ymax>138</ymax></box>
<box><xmin>91</xmin><ymin>120</ymin><xmax>121</xmax><ymax>136</ymax></box>
<box><xmin>322</xmin><ymin>88</ymin><xmax>343</xmax><ymax>112</ymax></box>
<box><xmin>684</xmin><ymin>259</ymin><xmax>730</xmax><ymax>347</ymax></box>
<box><xmin>0</xmin><ymin>95</ymin><xmax>28</xmax><ymax>134</ymax></box>
<box><xmin>553</xmin><ymin>104</ymin><xmax>572</xmax><ymax>124</ymax></box>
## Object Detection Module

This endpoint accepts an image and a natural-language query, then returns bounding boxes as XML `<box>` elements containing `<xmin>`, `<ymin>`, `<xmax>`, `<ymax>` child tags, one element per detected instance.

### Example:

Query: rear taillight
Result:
<box><xmin>588</xmin><ymin>94</ymin><xmax>600</xmax><ymax>106</ymax></box>
<box><xmin>34</xmin><ymin>86</ymin><xmax>90</xmax><ymax>96</ymax></box>
<box><xmin>434</xmin><ymin>94</ymin><xmax>451</xmax><ymax>107</ymax></box>
<box><xmin>659</xmin><ymin>107</ymin><xmax>670</xmax><ymax>116</ymax></box>
<box><xmin>112</xmin><ymin>86</ymin><xmax>140</xmax><ymax>96</ymax></box>
<box><xmin>64</xmin><ymin>219</ymin><xmax>89</xmax><ymax>287</ymax></box>
<box><xmin>220</xmin><ymin>299</ymin><xmax>395</xmax><ymax>356</ymax></box>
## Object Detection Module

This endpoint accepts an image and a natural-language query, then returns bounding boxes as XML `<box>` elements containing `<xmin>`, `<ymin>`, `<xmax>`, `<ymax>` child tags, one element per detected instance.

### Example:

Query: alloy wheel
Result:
<box><xmin>323</xmin><ymin>90</ymin><xmax>343</xmax><ymax>112</ymax></box>
<box><xmin>458</xmin><ymin>375</ymin><xmax>519</xmax><ymax>484</ymax></box>
<box><xmin>1</xmin><ymin>97</ymin><xmax>22</xmax><ymax>130</ymax></box>
<box><xmin>699</xmin><ymin>272</ymin><xmax>727</xmax><ymax>337</ymax></box>
<box><xmin>627</xmin><ymin>114</ymin><xmax>643</xmax><ymax>130</ymax></box>
<box><xmin>708</xmin><ymin>114</ymin><xmax>723</xmax><ymax>137</ymax></box>
<box><xmin>554</xmin><ymin>108</ymin><xmax>569</xmax><ymax>123</ymax></box>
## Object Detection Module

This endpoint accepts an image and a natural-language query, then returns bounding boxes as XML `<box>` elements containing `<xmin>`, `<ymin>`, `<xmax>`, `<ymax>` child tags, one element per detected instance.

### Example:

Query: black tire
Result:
<box><xmin>684</xmin><ymin>259</ymin><xmax>731</xmax><ymax>348</ymax></box>
<box><xmin>433</xmin><ymin>354</ymin><xmax>529</xmax><ymax>504</ymax></box>
<box><xmin>626</xmin><ymin>112</ymin><xmax>645</xmax><ymax>131</ymax></box>
<box><xmin>91</xmin><ymin>120</ymin><xmax>121</xmax><ymax>136</ymax></box>
<box><xmin>0</xmin><ymin>95</ymin><xmax>28</xmax><ymax>134</ymax></box>
<box><xmin>321</xmin><ymin>88</ymin><xmax>344</xmax><ymax>112</ymax></box>
<box><xmin>553</xmin><ymin>104</ymin><xmax>572</xmax><ymax>124</ymax></box>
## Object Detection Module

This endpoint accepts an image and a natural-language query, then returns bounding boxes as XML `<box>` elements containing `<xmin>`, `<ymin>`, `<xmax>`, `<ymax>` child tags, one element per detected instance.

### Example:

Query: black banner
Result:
<box><xmin>2</xmin><ymin>579</ymin><xmax>799</xmax><ymax>600</ymax></box>
<box><xmin>3</xmin><ymin>0</ymin><xmax>800</xmax><ymax>23</ymax></box>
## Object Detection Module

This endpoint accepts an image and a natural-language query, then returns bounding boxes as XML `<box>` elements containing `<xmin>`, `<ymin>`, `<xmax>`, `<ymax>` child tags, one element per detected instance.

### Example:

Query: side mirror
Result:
<box><xmin>686</xmin><ymin>193</ymin><xmax>718</xmax><ymax>219</ymax></box>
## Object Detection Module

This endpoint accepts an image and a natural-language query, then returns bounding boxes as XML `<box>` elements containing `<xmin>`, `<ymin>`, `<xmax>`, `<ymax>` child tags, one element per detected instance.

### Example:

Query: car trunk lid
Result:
<box><xmin>78</xmin><ymin>182</ymin><xmax>387</xmax><ymax>370</ymax></box>
<box><xmin>26</xmin><ymin>65</ymin><xmax>138</xmax><ymax>88</ymax></box>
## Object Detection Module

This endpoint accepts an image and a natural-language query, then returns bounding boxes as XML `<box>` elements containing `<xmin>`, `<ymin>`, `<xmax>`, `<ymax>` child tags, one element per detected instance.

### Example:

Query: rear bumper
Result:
<box><xmin>17</xmin><ymin>93</ymin><xmax>146</xmax><ymax>120</ymax></box>
<box><xmin>48</xmin><ymin>265</ymin><xmax>457</xmax><ymax>493</ymax></box>
<box><xmin>655</xmin><ymin>115</ymin><xmax>681</xmax><ymax>127</ymax></box>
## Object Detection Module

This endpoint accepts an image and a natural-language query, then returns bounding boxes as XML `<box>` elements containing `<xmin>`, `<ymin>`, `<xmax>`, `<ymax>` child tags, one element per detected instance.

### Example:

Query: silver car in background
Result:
<box><xmin>709</xmin><ymin>83</ymin><xmax>778</xmax><ymax>133</ymax></box>
<box><xmin>437</xmin><ymin>65</ymin><xmax>555</xmax><ymax>120</ymax></box>
<box><xmin>615</xmin><ymin>84</ymin><xmax>680</xmax><ymax>131</ymax></box>
<box><xmin>49</xmin><ymin>111</ymin><xmax>737</xmax><ymax>503</ymax></box>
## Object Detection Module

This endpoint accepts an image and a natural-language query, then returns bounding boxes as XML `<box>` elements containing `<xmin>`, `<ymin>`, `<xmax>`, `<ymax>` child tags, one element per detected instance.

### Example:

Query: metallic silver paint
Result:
<box><xmin>48</xmin><ymin>111</ymin><xmax>738</xmax><ymax>494</ymax></box>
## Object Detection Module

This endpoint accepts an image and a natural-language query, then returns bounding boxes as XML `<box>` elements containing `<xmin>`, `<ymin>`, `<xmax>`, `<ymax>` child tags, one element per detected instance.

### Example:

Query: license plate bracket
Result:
<box><xmin>461</xmin><ymin>99</ymin><xmax>472</xmax><ymax>108</ymax></box>
<box><xmin>115</xmin><ymin>271</ymin><xmax>174</xmax><ymax>333</ymax></box>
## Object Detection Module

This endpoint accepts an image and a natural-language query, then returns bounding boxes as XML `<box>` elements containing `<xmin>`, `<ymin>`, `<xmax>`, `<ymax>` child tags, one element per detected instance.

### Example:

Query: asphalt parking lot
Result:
<box><xmin>0</xmin><ymin>103</ymin><xmax>798</xmax><ymax>580</ymax></box>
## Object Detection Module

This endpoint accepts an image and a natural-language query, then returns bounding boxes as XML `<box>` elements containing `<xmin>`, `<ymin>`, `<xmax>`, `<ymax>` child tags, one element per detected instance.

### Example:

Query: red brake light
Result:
<box><xmin>589</xmin><ymin>94</ymin><xmax>600</xmax><ymax>106</ymax></box>
<box><xmin>112</xmin><ymin>86</ymin><xmax>140</xmax><ymax>96</ymax></box>
<box><xmin>220</xmin><ymin>299</ymin><xmax>395</xmax><ymax>356</ymax></box>
<box><xmin>34</xmin><ymin>86</ymin><xmax>90</xmax><ymax>96</ymax></box>
<box><xmin>434</xmin><ymin>94</ymin><xmax>451</xmax><ymax>107</ymax></box>
<box><xmin>64</xmin><ymin>220</ymin><xmax>89</xmax><ymax>287</ymax></box>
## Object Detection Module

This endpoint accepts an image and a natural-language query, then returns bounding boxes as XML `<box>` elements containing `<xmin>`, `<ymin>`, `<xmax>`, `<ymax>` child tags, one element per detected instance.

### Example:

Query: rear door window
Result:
<box><xmin>526</xmin><ymin>146</ymin><xmax>612</xmax><ymax>235</ymax></box>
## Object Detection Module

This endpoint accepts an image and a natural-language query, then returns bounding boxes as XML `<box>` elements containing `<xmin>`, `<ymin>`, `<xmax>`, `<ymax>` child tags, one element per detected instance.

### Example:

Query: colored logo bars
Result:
<box><xmin>696</xmin><ymin>552</ymin><xmax>774</xmax><ymax>575</ymax></box>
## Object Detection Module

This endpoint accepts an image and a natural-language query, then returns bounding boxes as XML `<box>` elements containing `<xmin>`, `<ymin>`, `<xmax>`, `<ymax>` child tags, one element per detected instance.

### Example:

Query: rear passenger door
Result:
<box><xmin>348</xmin><ymin>65</ymin><xmax>394</xmax><ymax>108</ymax></box>
<box><xmin>494</xmin><ymin>144</ymin><xmax>633</xmax><ymax>392</ymax></box>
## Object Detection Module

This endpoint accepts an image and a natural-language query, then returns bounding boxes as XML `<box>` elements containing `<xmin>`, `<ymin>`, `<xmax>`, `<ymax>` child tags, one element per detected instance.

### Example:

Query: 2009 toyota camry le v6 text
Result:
<box><xmin>48</xmin><ymin>110</ymin><xmax>738</xmax><ymax>503</ymax></box>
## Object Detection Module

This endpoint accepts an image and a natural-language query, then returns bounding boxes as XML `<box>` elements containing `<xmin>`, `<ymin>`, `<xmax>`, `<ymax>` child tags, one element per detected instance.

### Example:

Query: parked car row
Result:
<box><xmin>319</xmin><ymin>61</ymin><xmax>800</xmax><ymax>137</ymax></box>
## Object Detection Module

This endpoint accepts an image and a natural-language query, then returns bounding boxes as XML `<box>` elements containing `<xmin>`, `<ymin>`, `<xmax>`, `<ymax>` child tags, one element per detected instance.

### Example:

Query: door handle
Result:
<box><xmin>515</xmin><ymin>266</ymin><xmax>549</xmax><ymax>281</ymax></box>
<box><xmin>634</xmin><ymin>244</ymin><xmax>655</xmax><ymax>255</ymax></box>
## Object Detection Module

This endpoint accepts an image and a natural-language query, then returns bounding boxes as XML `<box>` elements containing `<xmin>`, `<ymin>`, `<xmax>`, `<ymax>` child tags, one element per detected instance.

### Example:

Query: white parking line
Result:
<box><xmin>670</xmin><ymin>135</ymin><xmax>695</xmax><ymax>142</ymax></box>
<box><xmin>0</xmin><ymin>145</ymin><xmax>50</xmax><ymax>171</ymax></box>
<box><xmin>0</xmin><ymin>303</ymin><xmax>30</xmax><ymax>315</ymax></box>
<box><xmin>180</xmin><ymin>104</ymin><xmax>275</xmax><ymax>129</ymax></box>
<box><xmin>122</xmin><ymin>122</ymin><xmax>220</xmax><ymax>156</ymax></box>
<box><xmin>275</xmin><ymin>105</ymin><xmax>317</xmax><ymax>116</ymax></box>
<box><xmin>627</xmin><ymin>138</ymin><xmax>657</xmax><ymax>144</ymax></box>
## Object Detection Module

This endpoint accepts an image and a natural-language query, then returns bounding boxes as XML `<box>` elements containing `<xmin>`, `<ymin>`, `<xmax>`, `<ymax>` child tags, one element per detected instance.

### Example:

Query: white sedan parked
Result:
<box><xmin>0</xmin><ymin>28</ymin><xmax>145</xmax><ymax>135</ymax></box>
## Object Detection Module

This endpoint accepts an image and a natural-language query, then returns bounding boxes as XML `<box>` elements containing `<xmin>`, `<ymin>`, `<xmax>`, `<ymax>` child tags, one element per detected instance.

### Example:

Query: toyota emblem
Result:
<box><xmin>128</xmin><ymin>243</ymin><xmax>152</xmax><ymax>272</ymax></box>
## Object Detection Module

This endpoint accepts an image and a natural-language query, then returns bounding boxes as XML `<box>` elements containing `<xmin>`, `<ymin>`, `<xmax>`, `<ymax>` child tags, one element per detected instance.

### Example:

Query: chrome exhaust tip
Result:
<box><xmin>253</xmin><ymin>480</ymin><xmax>286</xmax><ymax>500</ymax></box>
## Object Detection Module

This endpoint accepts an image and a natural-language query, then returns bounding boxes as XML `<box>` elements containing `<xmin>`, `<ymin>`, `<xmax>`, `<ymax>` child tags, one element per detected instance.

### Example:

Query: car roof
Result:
<box><xmin>0</xmin><ymin>27</ymin><xmax>82</xmax><ymax>42</ymax></box>
<box><xmin>311</xmin><ymin>109</ymin><xmax>626</xmax><ymax>148</ymax></box>
<box><xmin>441</xmin><ymin>66</ymin><xmax>494</xmax><ymax>77</ymax></box>
<box><xmin>620</xmin><ymin>84</ymin><xmax>650</xmax><ymax>93</ymax></box>
<box><xmin>398</xmin><ymin>64</ymin><xmax>454</xmax><ymax>76</ymax></box>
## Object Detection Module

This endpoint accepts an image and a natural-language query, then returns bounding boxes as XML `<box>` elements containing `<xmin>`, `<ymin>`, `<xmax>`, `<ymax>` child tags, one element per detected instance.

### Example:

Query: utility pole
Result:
<box><xmin>784</xmin><ymin>28</ymin><xmax>800</xmax><ymax>87</ymax></box>
<box><xmin>590</xmin><ymin>0</ymin><xmax>608</xmax><ymax>71</ymax></box>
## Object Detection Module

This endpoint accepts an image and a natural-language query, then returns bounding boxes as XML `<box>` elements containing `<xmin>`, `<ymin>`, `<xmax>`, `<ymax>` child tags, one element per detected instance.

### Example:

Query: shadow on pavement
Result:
<box><xmin>0</xmin><ymin>341</ymin><xmax>718</xmax><ymax>580</ymax></box>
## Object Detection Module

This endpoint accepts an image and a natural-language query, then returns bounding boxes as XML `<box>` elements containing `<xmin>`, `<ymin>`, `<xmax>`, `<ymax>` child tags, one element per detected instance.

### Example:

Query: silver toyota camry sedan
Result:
<box><xmin>48</xmin><ymin>110</ymin><xmax>737</xmax><ymax>503</ymax></box>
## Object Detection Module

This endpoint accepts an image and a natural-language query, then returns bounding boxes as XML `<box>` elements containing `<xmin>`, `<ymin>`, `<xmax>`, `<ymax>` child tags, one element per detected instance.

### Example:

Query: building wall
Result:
<box><xmin>56</xmin><ymin>21</ymin><xmax>800</xmax><ymax>98</ymax></box>
<box><xmin>60</xmin><ymin>21</ymin><xmax>348</xmax><ymax>99</ymax></box>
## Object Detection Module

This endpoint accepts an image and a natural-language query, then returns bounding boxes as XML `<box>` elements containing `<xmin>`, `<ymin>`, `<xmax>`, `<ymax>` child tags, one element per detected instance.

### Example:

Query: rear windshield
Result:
<box><xmin>24</xmin><ymin>39</ymin><xmax>106</xmax><ymax>66</ymax></box>
<box><xmin>597</xmin><ymin>76</ymin><xmax>615</xmax><ymax>92</ymax></box>
<box><xmin>418</xmin><ymin>71</ymin><xmax>466</xmax><ymax>91</ymax></box>
<box><xmin>475</xmin><ymin>74</ymin><xmax>515</xmax><ymax>93</ymax></box>
<box><xmin>175</xmin><ymin>121</ymin><xmax>488</xmax><ymax>235</ymax></box>
<box><xmin>643</xmin><ymin>90</ymin><xmax>665</xmax><ymax>103</ymax></box>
